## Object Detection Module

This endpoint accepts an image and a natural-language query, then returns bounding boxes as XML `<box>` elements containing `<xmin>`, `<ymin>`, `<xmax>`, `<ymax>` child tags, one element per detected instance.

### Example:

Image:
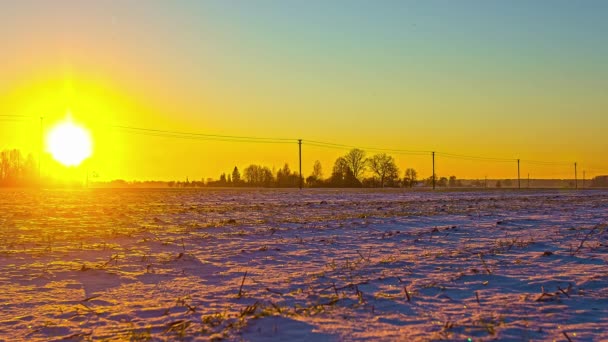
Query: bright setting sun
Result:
<box><xmin>46</xmin><ymin>119</ymin><xmax>92</xmax><ymax>167</ymax></box>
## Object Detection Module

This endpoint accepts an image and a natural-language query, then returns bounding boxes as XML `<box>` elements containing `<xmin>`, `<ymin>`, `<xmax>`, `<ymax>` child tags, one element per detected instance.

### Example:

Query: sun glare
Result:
<box><xmin>47</xmin><ymin>119</ymin><xmax>92</xmax><ymax>167</ymax></box>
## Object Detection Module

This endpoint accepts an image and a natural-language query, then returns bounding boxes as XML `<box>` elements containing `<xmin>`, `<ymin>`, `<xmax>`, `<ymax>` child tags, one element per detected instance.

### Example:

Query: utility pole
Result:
<box><xmin>298</xmin><ymin>139</ymin><xmax>302</xmax><ymax>190</ymax></box>
<box><xmin>39</xmin><ymin>116</ymin><xmax>44</xmax><ymax>181</ymax></box>
<box><xmin>432</xmin><ymin>151</ymin><xmax>435</xmax><ymax>190</ymax></box>
<box><xmin>517</xmin><ymin>159</ymin><xmax>521</xmax><ymax>189</ymax></box>
<box><xmin>574</xmin><ymin>162</ymin><xmax>578</xmax><ymax>189</ymax></box>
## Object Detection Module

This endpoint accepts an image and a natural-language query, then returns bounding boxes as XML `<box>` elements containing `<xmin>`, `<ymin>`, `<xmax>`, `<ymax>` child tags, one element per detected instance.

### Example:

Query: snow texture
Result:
<box><xmin>0</xmin><ymin>189</ymin><xmax>607</xmax><ymax>341</ymax></box>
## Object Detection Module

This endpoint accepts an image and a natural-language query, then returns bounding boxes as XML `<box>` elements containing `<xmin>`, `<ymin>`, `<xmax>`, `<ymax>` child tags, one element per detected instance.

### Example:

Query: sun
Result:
<box><xmin>47</xmin><ymin>119</ymin><xmax>93</xmax><ymax>167</ymax></box>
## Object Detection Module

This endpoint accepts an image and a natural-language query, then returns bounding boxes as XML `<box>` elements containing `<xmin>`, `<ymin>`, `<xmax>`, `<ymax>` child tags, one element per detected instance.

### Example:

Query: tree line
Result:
<box><xmin>1</xmin><ymin>148</ymin><xmax>604</xmax><ymax>189</ymax></box>
<box><xmin>170</xmin><ymin>148</ymin><xmax>468</xmax><ymax>188</ymax></box>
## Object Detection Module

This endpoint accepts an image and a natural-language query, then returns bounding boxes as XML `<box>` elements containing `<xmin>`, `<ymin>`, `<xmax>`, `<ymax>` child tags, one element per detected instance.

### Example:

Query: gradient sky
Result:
<box><xmin>1</xmin><ymin>0</ymin><xmax>607</xmax><ymax>181</ymax></box>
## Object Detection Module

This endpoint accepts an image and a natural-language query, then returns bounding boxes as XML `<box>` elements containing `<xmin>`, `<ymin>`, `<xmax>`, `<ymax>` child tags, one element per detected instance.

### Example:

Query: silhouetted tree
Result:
<box><xmin>244</xmin><ymin>165</ymin><xmax>275</xmax><ymax>187</ymax></box>
<box><xmin>232</xmin><ymin>166</ymin><xmax>241</xmax><ymax>184</ymax></box>
<box><xmin>329</xmin><ymin>157</ymin><xmax>361</xmax><ymax>187</ymax></box>
<box><xmin>437</xmin><ymin>177</ymin><xmax>448</xmax><ymax>187</ymax></box>
<box><xmin>344</xmin><ymin>148</ymin><xmax>366</xmax><ymax>181</ymax></box>
<box><xmin>244</xmin><ymin>165</ymin><xmax>260</xmax><ymax>184</ymax></box>
<box><xmin>276</xmin><ymin>163</ymin><xmax>291</xmax><ymax>187</ymax></box>
<box><xmin>424</xmin><ymin>173</ymin><xmax>441</xmax><ymax>187</ymax></box>
<box><xmin>367</xmin><ymin>153</ymin><xmax>399</xmax><ymax>187</ymax></box>
<box><xmin>424</xmin><ymin>175</ymin><xmax>435</xmax><ymax>187</ymax></box>
<box><xmin>403</xmin><ymin>168</ymin><xmax>418</xmax><ymax>188</ymax></box>
<box><xmin>312</xmin><ymin>160</ymin><xmax>323</xmax><ymax>179</ymax></box>
<box><xmin>261</xmin><ymin>168</ymin><xmax>274</xmax><ymax>187</ymax></box>
<box><xmin>306</xmin><ymin>160</ymin><xmax>324</xmax><ymax>187</ymax></box>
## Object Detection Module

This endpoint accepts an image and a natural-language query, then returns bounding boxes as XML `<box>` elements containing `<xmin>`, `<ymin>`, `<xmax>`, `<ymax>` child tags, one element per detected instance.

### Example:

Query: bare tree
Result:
<box><xmin>312</xmin><ymin>160</ymin><xmax>323</xmax><ymax>180</ymax></box>
<box><xmin>244</xmin><ymin>165</ymin><xmax>274</xmax><ymax>186</ymax></box>
<box><xmin>329</xmin><ymin>157</ymin><xmax>361</xmax><ymax>187</ymax></box>
<box><xmin>404</xmin><ymin>168</ymin><xmax>418</xmax><ymax>188</ymax></box>
<box><xmin>344</xmin><ymin>148</ymin><xmax>366</xmax><ymax>181</ymax></box>
<box><xmin>367</xmin><ymin>153</ymin><xmax>399</xmax><ymax>187</ymax></box>
<box><xmin>277</xmin><ymin>163</ymin><xmax>299</xmax><ymax>187</ymax></box>
<box><xmin>306</xmin><ymin>160</ymin><xmax>324</xmax><ymax>187</ymax></box>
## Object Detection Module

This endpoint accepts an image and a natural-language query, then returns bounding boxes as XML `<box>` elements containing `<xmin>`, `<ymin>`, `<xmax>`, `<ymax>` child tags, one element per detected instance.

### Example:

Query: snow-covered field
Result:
<box><xmin>0</xmin><ymin>188</ymin><xmax>607</xmax><ymax>341</ymax></box>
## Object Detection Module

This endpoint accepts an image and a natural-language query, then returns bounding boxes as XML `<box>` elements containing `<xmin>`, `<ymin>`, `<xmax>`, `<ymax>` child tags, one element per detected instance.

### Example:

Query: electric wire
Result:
<box><xmin>436</xmin><ymin>152</ymin><xmax>516</xmax><ymax>163</ymax></box>
<box><xmin>112</xmin><ymin>128</ymin><xmax>296</xmax><ymax>144</ymax></box>
<box><xmin>305</xmin><ymin>139</ymin><xmax>430</xmax><ymax>155</ymax></box>
<box><xmin>0</xmin><ymin>115</ymin><xmax>595</xmax><ymax>170</ymax></box>
<box><xmin>110</xmin><ymin>125</ymin><xmax>296</xmax><ymax>143</ymax></box>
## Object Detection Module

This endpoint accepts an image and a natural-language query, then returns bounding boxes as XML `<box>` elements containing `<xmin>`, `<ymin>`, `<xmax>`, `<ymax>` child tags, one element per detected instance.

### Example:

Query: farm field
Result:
<box><xmin>0</xmin><ymin>188</ymin><xmax>607</xmax><ymax>341</ymax></box>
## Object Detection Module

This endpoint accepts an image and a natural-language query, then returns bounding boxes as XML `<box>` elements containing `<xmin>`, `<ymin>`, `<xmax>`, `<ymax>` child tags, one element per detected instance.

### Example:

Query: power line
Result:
<box><xmin>0</xmin><ymin>114</ymin><xmax>36</xmax><ymax>118</ymax></box>
<box><xmin>110</xmin><ymin>125</ymin><xmax>584</xmax><ymax>166</ymax></box>
<box><xmin>1</xmin><ymin>116</ymin><xmax>591</xmax><ymax>170</ymax></box>
<box><xmin>305</xmin><ymin>139</ymin><xmax>430</xmax><ymax>155</ymax></box>
<box><xmin>436</xmin><ymin>152</ymin><xmax>515</xmax><ymax>163</ymax></box>
<box><xmin>521</xmin><ymin>159</ymin><xmax>572</xmax><ymax>166</ymax></box>
<box><xmin>110</xmin><ymin>125</ymin><xmax>297</xmax><ymax>144</ymax></box>
<box><xmin>303</xmin><ymin>140</ymin><xmax>428</xmax><ymax>155</ymax></box>
<box><xmin>581</xmin><ymin>168</ymin><xmax>608</xmax><ymax>174</ymax></box>
<box><xmin>0</xmin><ymin>118</ymin><xmax>36</xmax><ymax>123</ymax></box>
<box><xmin>114</xmin><ymin>128</ymin><xmax>296</xmax><ymax>144</ymax></box>
<box><xmin>0</xmin><ymin>114</ymin><xmax>37</xmax><ymax>123</ymax></box>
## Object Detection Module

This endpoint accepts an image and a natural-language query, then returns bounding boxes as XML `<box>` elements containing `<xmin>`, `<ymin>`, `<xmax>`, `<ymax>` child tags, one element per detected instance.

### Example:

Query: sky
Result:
<box><xmin>1</xmin><ymin>0</ymin><xmax>607</xmax><ymax>181</ymax></box>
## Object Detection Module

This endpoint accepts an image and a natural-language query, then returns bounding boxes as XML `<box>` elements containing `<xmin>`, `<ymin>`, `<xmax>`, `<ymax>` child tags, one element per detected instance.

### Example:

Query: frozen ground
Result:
<box><xmin>0</xmin><ymin>188</ymin><xmax>607</xmax><ymax>341</ymax></box>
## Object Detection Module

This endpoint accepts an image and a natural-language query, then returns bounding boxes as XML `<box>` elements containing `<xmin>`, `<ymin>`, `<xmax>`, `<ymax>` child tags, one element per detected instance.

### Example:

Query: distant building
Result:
<box><xmin>591</xmin><ymin>176</ymin><xmax>608</xmax><ymax>187</ymax></box>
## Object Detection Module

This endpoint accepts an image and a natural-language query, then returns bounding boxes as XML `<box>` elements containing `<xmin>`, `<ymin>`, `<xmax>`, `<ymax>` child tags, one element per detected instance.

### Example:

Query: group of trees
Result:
<box><xmin>421</xmin><ymin>175</ymin><xmax>463</xmax><ymax>188</ymax></box>
<box><xmin>323</xmin><ymin>149</ymin><xmax>401</xmax><ymax>187</ymax></box>
<box><xmin>0</xmin><ymin>147</ymin><xmax>463</xmax><ymax>189</ymax></box>
<box><xmin>0</xmin><ymin>149</ymin><xmax>37</xmax><ymax>187</ymax></box>
<box><xmin>591</xmin><ymin>176</ymin><xmax>608</xmax><ymax>187</ymax></box>
<box><xmin>171</xmin><ymin>148</ymin><xmax>471</xmax><ymax>189</ymax></box>
<box><xmin>319</xmin><ymin>148</ymin><xmax>418</xmax><ymax>188</ymax></box>
<box><xmin>205</xmin><ymin>166</ymin><xmax>249</xmax><ymax>187</ymax></box>
<box><xmin>4</xmin><ymin>146</ymin><xmax>603</xmax><ymax>189</ymax></box>
<box><xmin>309</xmin><ymin>149</ymin><xmax>467</xmax><ymax>188</ymax></box>
<box><xmin>175</xmin><ymin>163</ymin><xmax>303</xmax><ymax>188</ymax></box>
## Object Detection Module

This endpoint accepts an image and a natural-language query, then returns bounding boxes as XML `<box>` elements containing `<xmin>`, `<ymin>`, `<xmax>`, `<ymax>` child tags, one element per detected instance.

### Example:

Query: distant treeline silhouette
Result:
<box><xmin>1</xmin><ymin>148</ymin><xmax>606</xmax><ymax>189</ymax></box>
<box><xmin>3</xmin><ymin>115</ymin><xmax>604</xmax><ymax>188</ymax></box>
<box><xmin>171</xmin><ymin>149</ymin><xmax>415</xmax><ymax>188</ymax></box>
<box><xmin>164</xmin><ymin>148</ymin><xmax>600</xmax><ymax>189</ymax></box>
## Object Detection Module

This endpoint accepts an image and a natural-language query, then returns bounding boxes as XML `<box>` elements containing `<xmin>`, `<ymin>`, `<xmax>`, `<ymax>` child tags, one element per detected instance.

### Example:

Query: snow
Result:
<box><xmin>0</xmin><ymin>188</ymin><xmax>607</xmax><ymax>341</ymax></box>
